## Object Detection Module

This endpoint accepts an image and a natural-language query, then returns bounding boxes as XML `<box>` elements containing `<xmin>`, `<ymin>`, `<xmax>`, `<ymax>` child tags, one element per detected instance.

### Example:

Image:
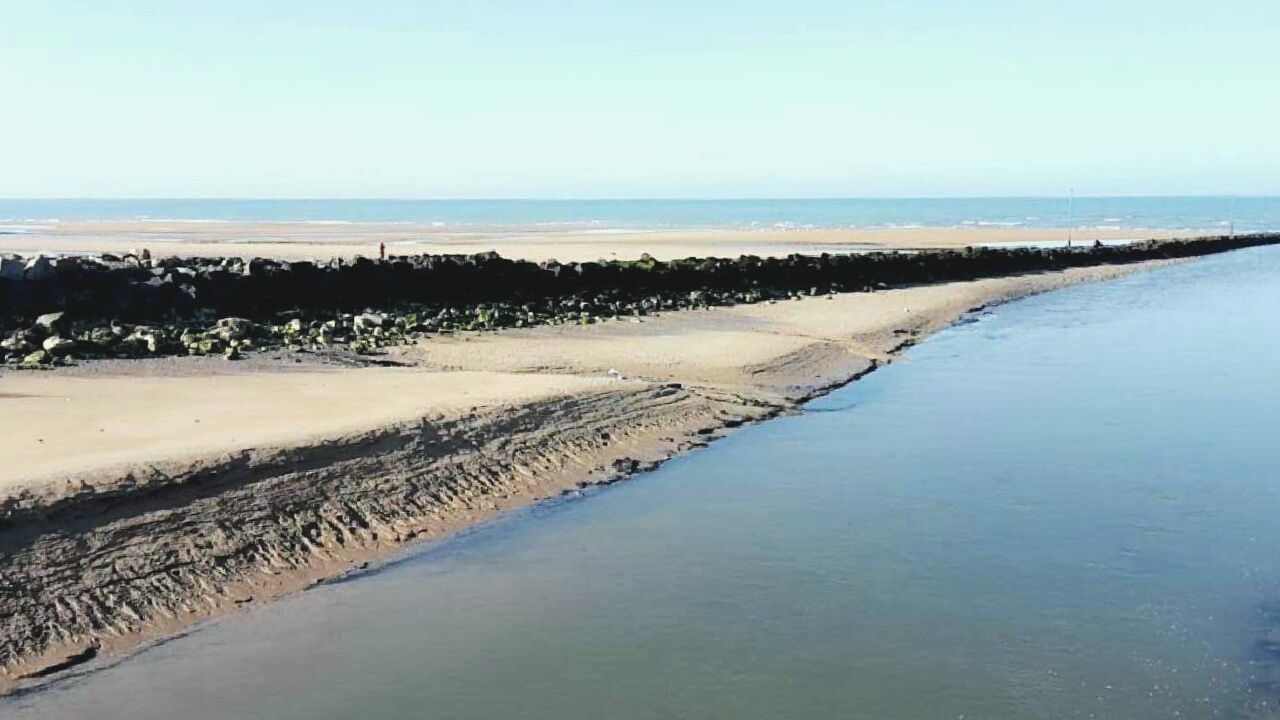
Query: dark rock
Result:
<box><xmin>23</xmin><ymin>255</ymin><xmax>54</xmax><ymax>281</ymax></box>
<box><xmin>0</xmin><ymin>234</ymin><xmax>1276</xmax><ymax>368</ymax></box>
<box><xmin>0</xmin><ymin>256</ymin><xmax>24</xmax><ymax>280</ymax></box>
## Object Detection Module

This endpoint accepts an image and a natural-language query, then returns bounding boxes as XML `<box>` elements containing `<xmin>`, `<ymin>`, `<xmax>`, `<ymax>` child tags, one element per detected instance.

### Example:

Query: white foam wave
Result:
<box><xmin>580</xmin><ymin>228</ymin><xmax>647</xmax><ymax>235</ymax></box>
<box><xmin>135</xmin><ymin>217</ymin><xmax>232</xmax><ymax>223</ymax></box>
<box><xmin>0</xmin><ymin>224</ymin><xmax>55</xmax><ymax>234</ymax></box>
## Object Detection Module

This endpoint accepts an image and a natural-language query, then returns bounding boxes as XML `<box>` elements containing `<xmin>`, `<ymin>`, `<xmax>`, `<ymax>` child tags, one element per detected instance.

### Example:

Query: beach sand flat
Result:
<box><xmin>0</xmin><ymin>221</ymin><xmax>1195</xmax><ymax>262</ymax></box>
<box><xmin>0</xmin><ymin>370</ymin><xmax>617</xmax><ymax>495</ymax></box>
<box><xmin>398</xmin><ymin>268</ymin><xmax>1094</xmax><ymax>397</ymax></box>
<box><xmin>2</xmin><ymin>263</ymin><xmax>1144</xmax><ymax>493</ymax></box>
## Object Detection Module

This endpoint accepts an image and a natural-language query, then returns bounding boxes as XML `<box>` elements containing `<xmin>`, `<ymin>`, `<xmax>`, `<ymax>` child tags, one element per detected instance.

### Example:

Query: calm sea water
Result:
<box><xmin>1</xmin><ymin>197</ymin><xmax>1278</xmax><ymax>233</ymax></box>
<box><xmin>5</xmin><ymin>247</ymin><xmax>1280</xmax><ymax>719</ymax></box>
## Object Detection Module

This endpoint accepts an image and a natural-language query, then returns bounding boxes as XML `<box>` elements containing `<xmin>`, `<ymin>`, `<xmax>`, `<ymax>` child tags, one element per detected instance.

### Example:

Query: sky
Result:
<box><xmin>0</xmin><ymin>0</ymin><xmax>1276</xmax><ymax>198</ymax></box>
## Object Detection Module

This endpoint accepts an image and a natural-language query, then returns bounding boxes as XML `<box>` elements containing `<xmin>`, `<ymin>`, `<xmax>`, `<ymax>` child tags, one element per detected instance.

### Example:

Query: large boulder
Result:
<box><xmin>23</xmin><ymin>255</ymin><xmax>54</xmax><ymax>281</ymax></box>
<box><xmin>353</xmin><ymin>313</ymin><xmax>385</xmax><ymax>334</ymax></box>
<box><xmin>0</xmin><ymin>256</ymin><xmax>24</xmax><ymax>280</ymax></box>
<box><xmin>214</xmin><ymin>317</ymin><xmax>255</xmax><ymax>341</ymax></box>
<box><xmin>33</xmin><ymin>312</ymin><xmax>67</xmax><ymax>335</ymax></box>
<box><xmin>41</xmin><ymin>336</ymin><xmax>76</xmax><ymax>355</ymax></box>
<box><xmin>1</xmin><ymin>333</ymin><xmax>34</xmax><ymax>353</ymax></box>
<box><xmin>124</xmin><ymin>328</ymin><xmax>160</xmax><ymax>354</ymax></box>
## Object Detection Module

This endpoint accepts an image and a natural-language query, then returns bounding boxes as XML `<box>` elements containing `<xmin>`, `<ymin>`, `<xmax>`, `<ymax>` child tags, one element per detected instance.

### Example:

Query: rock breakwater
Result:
<box><xmin>3</xmin><ymin>234</ymin><xmax>1276</xmax><ymax>367</ymax></box>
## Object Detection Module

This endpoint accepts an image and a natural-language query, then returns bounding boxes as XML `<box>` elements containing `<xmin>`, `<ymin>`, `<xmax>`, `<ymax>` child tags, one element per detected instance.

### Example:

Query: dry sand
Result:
<box><xmin>0</xmin><ymin>220</ymin><xmax>1197</xmax><ymax>262</ymax></box>
<box><xmin>0</xmin><ymin>370</ymin><xmax>618</xmax><ymax>495</ymax></box>
<box><xmin>0</xmin><ymin>257</ymin><xmax>1173</xmax><ymax>692</ymax></box>
<box><xmin>396</xmin><ymin>268</ymin><xmax>1110</xmax><ymax>397</ymax></box>
<box><xmin>3</xmin><ymin>262</ymin><xmax>1148</xmax><ymax>493</ymax></box>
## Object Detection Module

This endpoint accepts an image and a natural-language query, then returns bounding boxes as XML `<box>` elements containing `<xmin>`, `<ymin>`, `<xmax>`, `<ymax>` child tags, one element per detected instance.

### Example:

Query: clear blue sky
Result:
<box><xmin>1</xmin><ymin>0</ymin><xmax>1275</xmax><ymax>198</ymax></box>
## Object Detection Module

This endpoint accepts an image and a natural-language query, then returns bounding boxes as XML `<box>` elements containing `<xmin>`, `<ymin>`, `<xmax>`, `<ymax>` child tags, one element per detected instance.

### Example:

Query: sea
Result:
<box><xmin>0</xmin><ymin>197</ymin><xmax>1277</xmax><ymax>233</ymax></box>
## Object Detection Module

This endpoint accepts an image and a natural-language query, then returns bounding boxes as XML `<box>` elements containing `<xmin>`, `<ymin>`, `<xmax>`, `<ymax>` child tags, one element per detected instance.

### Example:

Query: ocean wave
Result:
<box><xmin>531</xmin><ymin>220</ymin><xmax>609</xmax><ymax>228</ymax></box>
<box><xmin>135</xmin><ymin>217</ymin><xmax>232</xmax><ymax>223</ymax></box>
<box><xmin>0</xmin><ymin>224</ymin><xmax>55</xmax><ymax>234</ymax></box>
<box><xmin>580</xmin><ymin>228</ymin><xmax>651</xmax><ymax>235</ymax></box>
<box><xmin>0</xmin><ymin>198</ymin><xmax>1274</xmax><ymax>234</ymax></box>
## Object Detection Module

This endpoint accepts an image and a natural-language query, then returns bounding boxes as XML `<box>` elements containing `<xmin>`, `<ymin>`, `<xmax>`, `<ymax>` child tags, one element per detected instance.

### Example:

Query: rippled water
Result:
<box><xmin>7</xmin><ymin>247</ymin><xmax>1280</xmax><ymax>719</ymax></box>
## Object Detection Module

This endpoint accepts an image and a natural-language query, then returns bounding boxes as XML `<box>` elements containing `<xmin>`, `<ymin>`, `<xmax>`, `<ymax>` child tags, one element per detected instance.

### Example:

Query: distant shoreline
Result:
<box><xmin>0</xmin><ymin>220</ymin><xmax>1211</xmax><ymax>263</ymax></box>
<box><xmin>0</xmin><ymin>196</ymin><xmax>1269</xmax><ymax>243</ymax></box>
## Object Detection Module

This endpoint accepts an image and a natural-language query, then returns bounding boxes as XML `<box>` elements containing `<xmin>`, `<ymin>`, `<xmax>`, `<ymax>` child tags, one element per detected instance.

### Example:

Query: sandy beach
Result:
<box><xmin>0</xmin><ymin>370</ymin><xmax>620</xmax><ymax>495</ymax></box>
<box><xmin>0</xmin><ymin>256</ymin><xmax>1170</xmax><ymax>692</ymax></box>
<box><xmin>0</xmin><ymin>220</ymin><xmax>1198</xmax><ymax>263</ymax></box>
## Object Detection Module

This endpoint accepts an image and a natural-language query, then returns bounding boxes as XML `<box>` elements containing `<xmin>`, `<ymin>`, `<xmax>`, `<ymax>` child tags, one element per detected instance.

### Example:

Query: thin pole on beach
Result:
<box><xmin>1067</xmin><ymin>188</ymin><xmax>1075</xmax><ymax>247</ymax></box>
<box><xmin>1229</xmin><ymin>196</ymin><xmax>1237</xmax><ymax>238</ymax></box>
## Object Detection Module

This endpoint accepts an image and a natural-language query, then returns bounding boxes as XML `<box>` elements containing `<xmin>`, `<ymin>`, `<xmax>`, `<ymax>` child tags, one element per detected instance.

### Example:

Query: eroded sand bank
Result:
<box><xmin>0</xmin><ymin>260</ymin><xmax>1168</xmax><ymax>692</ymax></box>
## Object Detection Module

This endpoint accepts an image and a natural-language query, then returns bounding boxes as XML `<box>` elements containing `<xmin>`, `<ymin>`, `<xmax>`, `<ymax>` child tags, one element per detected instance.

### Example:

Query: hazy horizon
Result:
<box><xmin>2</xmin><ymin>193</ymin><xmax>1278</xmax><ymax>201</ymax></box>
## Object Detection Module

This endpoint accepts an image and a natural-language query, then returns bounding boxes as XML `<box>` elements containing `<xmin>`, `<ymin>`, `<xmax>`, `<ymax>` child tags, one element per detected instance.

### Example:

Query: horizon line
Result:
<box><xmin>0</xmin><ymin>194</ymin><xmax>1275</xmax><ymax>202</ymax></box>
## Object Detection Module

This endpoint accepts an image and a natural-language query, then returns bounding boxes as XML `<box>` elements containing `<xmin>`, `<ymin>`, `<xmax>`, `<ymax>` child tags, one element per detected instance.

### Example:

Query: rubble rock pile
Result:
<box><xmin>2</xmin><ymin>234</ymin><xmax>1276</xmax><ymax>367</ymax></box>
